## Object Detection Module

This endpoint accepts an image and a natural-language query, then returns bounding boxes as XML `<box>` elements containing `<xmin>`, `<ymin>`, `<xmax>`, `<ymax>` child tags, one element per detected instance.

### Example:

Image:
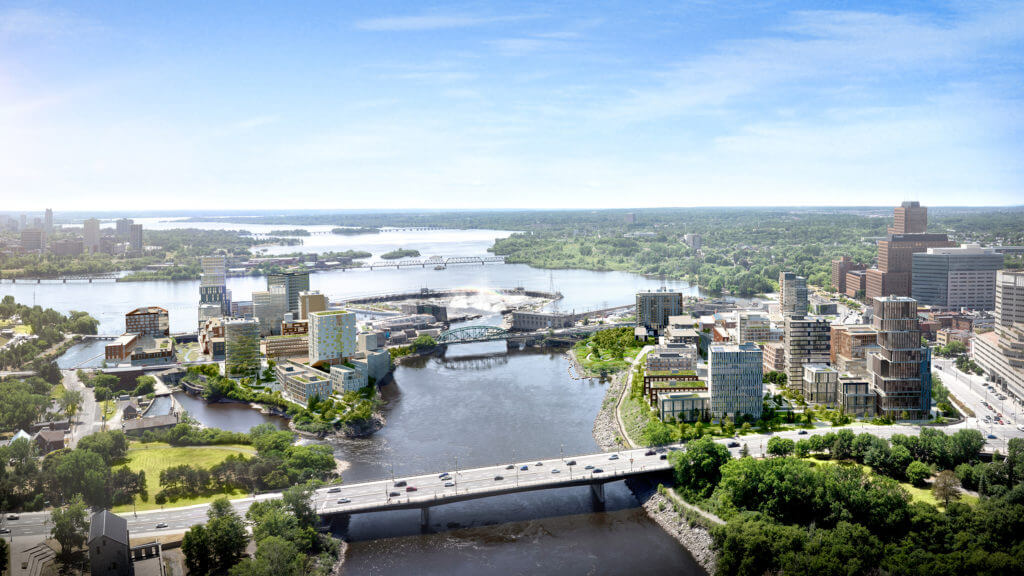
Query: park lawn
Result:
<box><xmin>800</xmin><ymin>458</ymin><xmax>978</xmax><ymax>509</ymax></box>
<box><xmin>112</xmin><ymin>442</ymin><xmax>257</xmax><ymax>513</ymax></box>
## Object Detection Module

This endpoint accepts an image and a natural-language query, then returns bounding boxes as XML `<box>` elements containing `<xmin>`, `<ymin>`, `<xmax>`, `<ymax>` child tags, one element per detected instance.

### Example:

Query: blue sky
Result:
<box><xmin>1</xmin><ymin>1</ymin><xmax>1022</xmax><ymax>210</ymax></box>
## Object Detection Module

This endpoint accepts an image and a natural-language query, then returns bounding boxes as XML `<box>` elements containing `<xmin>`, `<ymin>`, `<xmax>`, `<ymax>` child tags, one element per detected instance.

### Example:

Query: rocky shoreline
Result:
<box><xmin>590</xmin><ymin>360</ymin><xmax>717</xmax><ymax>575</ymax></box>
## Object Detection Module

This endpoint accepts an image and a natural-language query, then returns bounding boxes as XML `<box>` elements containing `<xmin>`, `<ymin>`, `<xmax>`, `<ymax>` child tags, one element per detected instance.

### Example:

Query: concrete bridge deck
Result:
<box><xmin>314</xmin><ymin>446</ymin><xmax>672</xmax><ymax>526</ymax></box>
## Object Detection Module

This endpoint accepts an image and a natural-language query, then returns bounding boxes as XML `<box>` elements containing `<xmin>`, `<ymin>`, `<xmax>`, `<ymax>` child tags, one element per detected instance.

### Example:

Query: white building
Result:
<box><xmin>309</xmin><ymin>309</ymin><xmax>357</xmax><ymax>366</ymax></box>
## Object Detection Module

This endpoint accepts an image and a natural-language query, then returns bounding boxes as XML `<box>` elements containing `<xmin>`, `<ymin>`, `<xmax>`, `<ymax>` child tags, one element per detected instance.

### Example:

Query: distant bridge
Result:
<box><xmin>367</xmin><ymin>256</ymin><xmax>506</xmax><ymax>270</ymax></box>
<box><xmin>2</xmin><ymin>272</ymin><xmax>121</xmax><ymax>283</ymax></box>
<box><xmin>436</xmin><ymin>325</ymin><xmax>512</xmax><ymax>344</ymax></box>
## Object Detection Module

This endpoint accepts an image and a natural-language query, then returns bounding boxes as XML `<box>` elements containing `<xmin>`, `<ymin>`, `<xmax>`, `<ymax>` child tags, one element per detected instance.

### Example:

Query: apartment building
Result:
<box><xmin>708</xmin><ymin>342</ymin><xmax>763</xmax><ymax>420</ymax></box>
<box><xmin>779</xmin><ymin>272</ymin><xmax>808</xmax><ymax>318</ymax></box>
<box><xmin>802</xmin><ymin>364</ymin><xmax>839</xmax><ymax>407</ymax></box>
<box><xmin>636</xmin><ymin>290</ymin><xmax>684</xmax><ymax>336</ymax></box>
<box><xmin>125</xmin><ymin>307</ymin><xmax>169</xmax><ymax>337</ymax></box>
<box><xmin>308</xmin><ymin>309</ymin><xmax>357</xmax><ymax>366</ymax></box>
<box><xmin>868</xmin><ymin>296</ymin><xmax>931</xmax><ymax>419</ymax></box>
<box><xmin>784</xmin><ymin>316</ymin><xmax>831</xmax><ymax>391</ymax></box>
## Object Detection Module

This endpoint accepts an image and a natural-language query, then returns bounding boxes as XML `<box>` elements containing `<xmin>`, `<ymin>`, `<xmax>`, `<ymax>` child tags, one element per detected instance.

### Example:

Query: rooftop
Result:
<box><xmin>89</xmin><ymin>510</ymin><xmax>128</xmax><ymax>546</ymax></box>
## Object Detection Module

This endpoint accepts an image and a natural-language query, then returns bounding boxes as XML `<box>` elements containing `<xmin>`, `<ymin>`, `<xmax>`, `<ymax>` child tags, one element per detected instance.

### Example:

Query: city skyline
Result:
<box><xmin>2</xmin><ymin>1</ymin><xmax>1023</xmax><ymax>210</ymax></box>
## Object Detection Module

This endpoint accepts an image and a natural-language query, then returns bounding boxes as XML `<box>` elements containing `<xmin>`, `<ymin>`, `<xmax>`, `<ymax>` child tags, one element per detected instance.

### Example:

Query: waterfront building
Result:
<box><xmin>328</xmin><ymin>363</ymin><xmax>365</xmax><ymax>393</ymax></box>
<box><xmin>125</xmin><ymin>306</ymin><xmax>169</xmax><ymax>337</ymax></box>
<box><xmin>358</xmin><ymin>331</ymin><xmax>386</xmax><ymax>352</ymax></box>
<box><xmin>105</xmin><ymin>334</ymin><xmax>139</xmax><ymax>362</ymax></box>
<box><xmin>128</xmin><ymin>336</ymin><xmax>175</xmax><ymax>366</ymax></box>
<box><xmin>737</xmin><ymin>312</ymin><xmax>770</xmax><ymax>344</ymax></box>
<box><xmin>708</xmin><ymin>342</ymin><xmax>763</xmax><ymax>420</ymax></box>
<box><xmin>802</xmin><ymin>364</ymin><xmax>839</xmax><ymax>407</ymax></box>
<box><xmin>779</xmin><ymin>272</ymin><xmax>808</xmax><ymax>318</ymax></box>
<box><xmin>128</xmin><ymin>223</ymin><xmax>144</xmax><ymax>254</ymax></box>
<box><xmin>838</xmin><ymin>374</ymin><xmax>877</xmax><ymax>418</ymax></box>
<box><xmin>400</xmin><ymin>302</ymin><xmax>449</xmax><ymax>324</ymax></box>
<box><xmin>865</xmin><ymin>202</ymin><xmax>954</xmax><ymax>300</ymax></box>
<box><xmin>268</xmin><ymin>271</ymin><xmax>310</xmax><ymax>313</ymax></box>
<box><xmin>225</xmin><ymin>318</ymin><xmax>261</xmax><ymax>378</ymax></box>
<box><xmin>19</xmin><ymin>228</ymin><xmax>43</xmax><ymax>251</ymax></box>
<box><xmin>115</xmin><ymin>218</ymin><xmax>133</xmax><ymax>239</ymax></box>
<box><xmin>972</xmin><ymin>271</ymin><xmax>1024</xmax><ymax>402</ymax></box>
<box><xmin>646</xmin><ymin>345</ymin><xmax>698</xmax><ymax>374</ymax></box>
<box><xmin>830</xmin><ymin>324</ymin><xmax>879</xmax><ymax>376</ymax></box>
<box><xmin>298</xmin><ymin>290</ymin><xmax>328</xmax><ymax>320</ymax></box>
<box><xmin>911</xmin><ymin>244</ymin><xmax>1003</xmax><ymax>310</ymax></box>
<box><xmin>636</xmin><ymin>289</ymin><xmax>684</xmax><ymax>336</ymax></box>
<box><xmin>309</xmin><ymin>309</ymin><xmax>357</xmax><ymax>366</ymax></box>
<box><xmin>511</xmin><ymin>311</ymin><xmax>576</xmax><ymax>331</ymax></box>
<box><xmin>832</xmin><ymin>256</ymin><xmax>865</xmax><ymax>295</ymax></box>
<box><xmin>784</xmin><ymin>316</ymin><xmax>831</xmax><ymax>390</ymax></box>
<box><xmin>276</xmin><ymin>360</ymin><xmax>332</xmax><ymax>404</ymax></box>
<box><xmin>868</xmin><ymin>296</ymin><xmax>931</xmax><ymax>419</ymax></box>
<box><xmin>658</xmin><ymin>391</ymin><xmax>710</xmax><ymax>422</ymax></box>
<box><xmin>351</xmin><ymin>349</ymin><xmax>391</xmax><ymax>384</ymax></box>
<box><xmin>83</xmin><ymin>218</ymin><xmax>101</xmax><ymax>253</ymax></box>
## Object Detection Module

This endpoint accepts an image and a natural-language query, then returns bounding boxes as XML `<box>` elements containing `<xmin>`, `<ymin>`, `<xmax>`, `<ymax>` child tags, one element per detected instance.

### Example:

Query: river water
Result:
<box><xmin>5</xmin><ymin>224</ymin><xmax>705</xmax><ymax>574</ymax></box>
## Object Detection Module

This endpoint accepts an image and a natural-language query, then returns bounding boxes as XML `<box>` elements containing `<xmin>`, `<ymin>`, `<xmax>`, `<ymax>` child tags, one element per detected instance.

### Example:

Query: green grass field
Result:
<box><xmin>800</xmin><ymin>457</ymin><xmax>978</xmax><ymax>508</ymax></box>
<box><xmin>113</xmin><ymin>442</ymin><xmax>257</xmax><ymax>512</ymax></box>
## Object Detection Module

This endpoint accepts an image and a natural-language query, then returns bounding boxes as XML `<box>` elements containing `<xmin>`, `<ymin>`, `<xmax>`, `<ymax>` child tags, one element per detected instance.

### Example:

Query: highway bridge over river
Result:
<box><xmin>314</xmin><ymin>445</ymin><xmax>673</xmax><ymax>528</ymax></box>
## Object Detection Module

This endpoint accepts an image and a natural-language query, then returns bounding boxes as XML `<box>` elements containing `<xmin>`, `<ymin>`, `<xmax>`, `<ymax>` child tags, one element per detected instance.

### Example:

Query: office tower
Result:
<box><xmin>779</xmin><ymin>272</ymin><xmax>808</xmax><ymax>318</ymax></box>
<box><xmin>684</xmin><ymin>233</ymin><xmax>702</xmax><ymax>251</ymax></box>
<box><xmin>708</xmin><ymin>342</ymin><xmax>763</xmax><ymax>420</ymax></box>
<box><xmin>268</xmin><ymin>271</ymin><xmax>311</xmax><ymax>314</ymax></box>
<box><xmin>830</xmin><ymin>324</ymin><xmax>879</xmax><ymax>375</ymax></box>
<box><xmin>19</xmin><ymin>214</ymin><xmax>27</xmax><ymax>231</ymax></box>
<box><xmin>20</xmin><ymin>228</ymin><xmax>43</xmax><ymax>251</ymax></box>
<box><xmin>298</xmin><ymin>290</ymin><xmax>328</xmax><ymax>320</ymax></box>
<box><xmin>199</xmin><ymin>256</ymin><xmax>231</xmax><ymax>315</ymax></box>
<box><xmin>125</xmin><ymin>307</ymin><xmax>170</xmax><ymax>337</ymax></box>
<box><xmin>973</xmin><ymin>271</ymin><xmax>1024</xmax><ymax>401</ymax></box>
<box><xmin>116</xmin><ymin>218</ymin><xmax>134</xmax><ymax>239</ymax></box>
<box><xmin>44</xmin><ymin>208</ymin><xmax>53</xmax><ymax>232</ymax></box>
<box><xmin>83</xmin><ymin>218</ymin><xmax>101</xmax><ymax>253</ymax></box>
<box><xmin>737</xmin><ymin>312</ymin><xmax>770</xmax><ymax>344</ymax></box>
<box><xmin>784</xmin><ymin>316</ymin><xmax>831</xmax><ymax>390</ymax></box>
<box><xmin>911</xmin><ymin>244</ymin><xmax>1003</xmax><ymax>310</ymax></box>
<box><xmin>802</xmin><ymin>364</ymin><xmax>839</xmax><ymax>407</ymax></box>
<box><xmin>868</xmin><ymin>296</ymin><xmax>931</xmax><ymax>419</ymax></box>
<box><xmin>224</xmin><ymin>318</ymin><xmax>261</xmax><ymax>378</ymax></box>
<box><xmin>129</xmin><ymin>223</ymin><xmax>144</xmax><ymax>253</ymax></box>
<box><xmin>635</xmin><ymin>289</ymin><xmax>684</xmax><ymax>336</ymax></box>
<box><xmin>308</xmin><ymin>309</ymin><xmax>357</xmax><ymax>366</ymax></box>
<box><xmin>831</xmin><ymin>256</ymin><xmax>865</xmax><ymax>295</ymax></box>
<box><xmin>865</xmin><ymin>201</ymin><xmax>953</xmax><ymax>299</ymax></box>
<box><xmin>252</xmin><ymin>285</ymin><xmax>287</xmax><ymax>336</ymax></box>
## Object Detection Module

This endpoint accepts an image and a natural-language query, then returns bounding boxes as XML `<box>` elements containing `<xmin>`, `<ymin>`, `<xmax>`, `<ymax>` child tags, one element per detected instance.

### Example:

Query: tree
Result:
<box><xmin>412</xmin><ymin>334</ymin><xmax>437</xmax><ymax>350</ymax></box>
<box><xmin>207</xmin><ymin>498</ymin><xmax>248</xmax><ymax>574</ymax></box>
<box><xmin>133</xmin><ymin>375</ymin><xmax>156</xmax><ymax>396</ymax></box>
<box><xmin>949</xmin><ymin>428</ymin><xmax>985</xmax><ymax>466</ymax></box>
<box><xmin>932</xmin><ymin>469</ymin><xmax>961</xmax><ymax>507</ymax></box>
<box><xmin>93</xmin><ymin>385</ymin><xmax>113</xmax><ymax>402</ymax></box>
<box><xmin>767</xmin><ymin>437</ymin><xmax>795</xmax><ymax>458</ymax></box>
<box><xmin>183</xmin><ymin>524</ymin><xmax>214</xmax><ymax>575</ymax></box>
<box><xmin>739</xmin><ymin>443</ymin><xmax>750</xmax><ymax>458</ymax></box>
<box><xmin>830</xmin><ymin>428</ymin><xmax>855</xmax><ymax>460</ymax></box>
<box><xmin>642</xmin><ymin>418</ymin><xmax>674</xmax><ymax>446</ymax></box>
<box><xmin>59</xmin><ymin>388</ymin><xmax>83</xmax><ymax>425</ymax></box>
<box><xmin>905</xmin><ymin>460</ymin><xmax>931</xmax><ymax>487</ymax></box>
<box><xmin>0</xmin><ymin>538</ymin><xmax>8</xmax><ymax>576</ymax></box>
<box><xmin>228</xmin><ymin>536</ymin><xmax>304</xmax><ymax>576</ymax></box>
<box><xmin>50</xmin><ymin>496</ymin><xmax>89</xmax><ymax>562</ymax></box>
<box><xmin>669</xmin><ymin>435</ymin><xmax>731</xmax><ymax>498</ymax></box>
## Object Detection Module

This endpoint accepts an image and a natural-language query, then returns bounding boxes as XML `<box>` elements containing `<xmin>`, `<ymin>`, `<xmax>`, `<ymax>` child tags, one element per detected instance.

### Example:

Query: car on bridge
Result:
<box><xmin>389</xmin><ymin>491</ymin><xmax>400</xmax><ymax>497</ymax></box>
<box><xmin>155</xmin><ymin>523</ymin><xmax>168</xmax><ymax>529</ymax></box>
<box><xmin>394</xmin><ymin>480</ymin><xmax>407</xmax><ymax>487</ymax></box>
<box><xmin>592</xmin><ymin>468</ymin><xmax>604</xmax><ymax>474</ymax></box>
<box><xmin>645</xmin><ymin>450</ymin><xmax>656</xmax><ymax>456</ymax></box>
<box><xmin>566</xmin><ymin>460</ymin><xmax>577</xmax><ymax>466</ymax></box>
<box><xmin>551</xmin><ymin>469</ymin><xmax>560</xmax><ymax>474</ymax></box>
<box><xmin>609</xmin><ymin>454</ymin><xmax>619</xmax><ymax>460</ymax></box>
<box><xmin>505</xmin><ymin>464</ymin><xmax>515</xmax><ymax>470</ymax></box>
<box><xmin>585</xmin><ymin>465</ymin><xmax>595</xmax><ymax>470</ymax></box>
<box><xmin>520</xmin><ymin>465</ymin><xmax>529</xmax><ymax>471</ymax></box>
<box><xmin>494</xmin><ymin>475</ymin><xmax>504</xmax><ymax>481</ymax></box>
<box><xmin>444</xmin><ymin>481</ymin><xmax>455</xmax><ymax>487</ymax></box>
<box><xmin>406</xmin><ymin>486</ymin><xmax>417</xmax><ymax>492</ymax></box>
<box><xmin>337</xmin><ymin>498</ymin><xmax>351</xmax><ymax>504</ymax></box>
<box><xmin>328</xmin><ymin>487</ymin><xmax>341</xmax><ymax>493</ymax></box>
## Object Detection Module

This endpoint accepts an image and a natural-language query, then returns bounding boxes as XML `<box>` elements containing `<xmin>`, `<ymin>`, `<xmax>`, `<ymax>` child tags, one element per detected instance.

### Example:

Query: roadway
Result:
<box><xmin>933</xmin><ymin>356</ymin><xmax>1022</xmax><ymax>431</ymax></box>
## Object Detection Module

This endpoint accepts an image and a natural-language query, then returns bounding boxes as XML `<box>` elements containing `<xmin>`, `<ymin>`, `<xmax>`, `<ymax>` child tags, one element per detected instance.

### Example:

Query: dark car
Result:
<box><xmin>798</xmin><ymin>430</ymin><xmax>808</xmax><ymax>435</ymax></box>
<box><xmin>406</xmin><ymin>486</ymin><xmax>417</xmax><ymax>492</ymax></box>
<box><xmin>566</xmin><ymin>460</ymin><xmax>577</xmax><ymax>466</ymax></box>
<box><xmin>394</xmin><ymin>480</ymin><xmax>407</xmax><ymax>487</ymax></box>
<box><xmin>506</xmin><ymin>464</ymin><xmax>516</xmax><ymax>470</ymax></box>
<box><xmin>155</xmin><ymin>523</ymin><xmax>168</xmax><ymax>529</ymax></box>
<box><xmin>659</xmin><ymin>454</ymin><xmax>668</xmax><ymax>460</ymax></box>
<box><xmin>389</xmin><ymin>491</ymin><xmax>400</xmax><ymax>497</ymax></box>
<box><xmin>592</xmin><ymin>468</ymin><xmax>604</xmax><ymax>474</ymax></box>
<box><xmin>494</xmin><ymin>475</ymin><xmax>504</xmax><ymax>481</ymax></box>
<box><xmin>0</xmin><ymin>528</ymin><xmax>10</xmax><ymax>534</ymax></box>
<box><xmin>987</xmin><ymin>434</ymin><xmax>998</xmax><ymax>440</ymax></box>
<box><xmin>727</xmin><ymin>441</ymin><xmax>740</xmax><ymax>448</ymax></box>
<box><xmin>645</xmin><ymin>450</ymin><xmax>656</xmax><ymax>456</ymax></box>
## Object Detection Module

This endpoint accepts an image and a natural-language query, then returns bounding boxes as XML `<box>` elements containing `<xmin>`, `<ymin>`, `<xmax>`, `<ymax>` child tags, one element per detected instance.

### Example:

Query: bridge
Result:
<box><xmin>436</xmin><ymin>325</ymin><xmax>513</xmax><ymax>344</ymax></box>
<box><xmin>367</xmin><ymin>256</ymin><xmax>505</xmax><ymax>270</ymax></box>
<box><xmin>314</xmin><ymin>445</ymin><xmax>671</xmax><ymax>528</ymax></box>
<box><xmin>2</xmin><ymin>272</ymin><xmax>121</xmax><ymax>283</ymax></box>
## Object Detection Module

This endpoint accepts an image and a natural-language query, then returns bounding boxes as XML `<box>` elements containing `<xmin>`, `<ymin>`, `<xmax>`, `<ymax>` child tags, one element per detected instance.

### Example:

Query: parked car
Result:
<box><xmin>6</xmin><ymin>514</ymin><xmax>18</xmax><ymax>520</ymax></box>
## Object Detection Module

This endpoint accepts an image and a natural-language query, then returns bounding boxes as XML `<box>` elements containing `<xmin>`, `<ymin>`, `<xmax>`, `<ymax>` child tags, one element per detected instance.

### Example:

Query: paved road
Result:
<box><xmin>61</xmin><ymin>369</ymin><xmax>100</xmax><ymax>448</ymax></box>
<box><xmin>934</xmin><ymin>356</ymin><xmax>1022</xmax><ymax>429</ymax></box>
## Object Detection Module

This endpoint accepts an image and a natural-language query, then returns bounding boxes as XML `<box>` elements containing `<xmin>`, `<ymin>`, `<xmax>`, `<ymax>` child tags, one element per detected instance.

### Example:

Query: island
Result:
<box><xmin>380</xmin><ymin>248</ymin><xmax>421</xmax><ymax>260</ymax></box>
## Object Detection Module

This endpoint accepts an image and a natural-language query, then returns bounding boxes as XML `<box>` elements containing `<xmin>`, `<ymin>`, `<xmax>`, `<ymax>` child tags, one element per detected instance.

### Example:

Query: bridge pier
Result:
<box><xmin>420</xmin><ymin>507</ymin><xmax>430</xmax><ymax>530</ymax></box>
<box><xmin>590</xmin><ymin>483</ymin><xmax>606</xmax><ymax>506</ymax></box>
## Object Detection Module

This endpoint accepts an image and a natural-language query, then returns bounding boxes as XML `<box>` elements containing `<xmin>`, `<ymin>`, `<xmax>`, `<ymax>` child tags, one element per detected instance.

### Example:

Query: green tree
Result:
<box><xmin>133</xmin><ymin>375</ymin><xmax>156</xmax><ymax>396</ymax></box>
<box><xmin>58</xmin><ymin>387</ymin><xmax>83</xmax><ymax>425</ymax></box>
<box><xmin>669</xmin><ymin>435</ymin><xmax>731</xmax><ymax>498</ymax></box>
<box><xmin>767</xmin><ymin>437</ymin><xmax>795</xmax><ymax>458</ymax></box>
<box><xmin>183</xmin><ymin>524</ymin><xmax>214</xmax><ymax>575</ymax></box>
<box><xmin>207</xmin><ymin>497</ymin><xmax>248</xmax><ymax>574</ymax></box>
<box><xmin>949</xmin><ymin>428</ymin><xmax>985</xmax><ymax>466</ymax></box>
<box><xmin>0</xmin><ymin>537</ymin><xmax>7</xmax><ymax>576</ymax></box>
<box><xmin>905</xmin><ymin>460</ymin><xmax>931</xmax><ymax>487</ymax></box>
<box><xmin>50</xmin><ymin>495</ymin><xmax>89</xmax><ymax>562</ymax></box>
<box><xmin>228</xmin><ymin>536</ymin><xmax>304</xmax><ymax>576</ymax></box>
<box><xmin>932</xmin><ymin>469</ymin><xmax>961</xmax><ymax>507</ymax></box>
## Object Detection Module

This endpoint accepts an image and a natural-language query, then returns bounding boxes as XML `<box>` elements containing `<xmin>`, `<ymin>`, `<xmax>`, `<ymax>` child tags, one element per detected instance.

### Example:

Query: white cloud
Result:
<box><xmin>355</xmin><ymin>14</ymin><xmax>529</xmax><ymax>32</ymax></box>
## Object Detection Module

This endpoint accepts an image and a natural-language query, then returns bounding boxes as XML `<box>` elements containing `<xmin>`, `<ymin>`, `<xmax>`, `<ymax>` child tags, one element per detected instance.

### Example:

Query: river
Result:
<box><xmin>10</xmin><ymin>224</ymin><xmax>705</xmax><ymax>574</ymax></box>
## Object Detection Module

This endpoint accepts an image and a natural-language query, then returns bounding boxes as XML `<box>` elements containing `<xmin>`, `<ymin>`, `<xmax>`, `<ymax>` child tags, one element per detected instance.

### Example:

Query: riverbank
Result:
<box><xmin>589</xmin><ymin>352</ymin><xmax>717</xmax><ymax>575</ymax></box>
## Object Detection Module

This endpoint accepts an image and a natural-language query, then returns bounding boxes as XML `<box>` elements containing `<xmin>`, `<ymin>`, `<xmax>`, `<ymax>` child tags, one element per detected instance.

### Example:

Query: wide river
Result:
<box><xmin>6</xmin><ymin>224</ymin><xmax>705</xmax><ymax>574</ymax></box>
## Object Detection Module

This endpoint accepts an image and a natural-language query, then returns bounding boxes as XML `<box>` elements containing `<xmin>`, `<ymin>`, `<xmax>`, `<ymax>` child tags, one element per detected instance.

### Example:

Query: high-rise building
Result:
<box><xmin>44</xmin><ymin>208</ymin><xmax>53</xmax><ymax>232</ymax></box>
<box><xmin>20</xmin><ymin>228</ymin><xmax>44</xmax><ymax>251</ymax></box>
<box><xmin>889</xmin><ymin>201</ymin><xmax>928</xmax><ymax>235</ymax></box>
<box><xmin>708</xmin><ymin>342</ymin><xmax>763</xmax><ymax>420</ymax></box>
<box><xmin>868</xmin><ymin>296</ymin><xmax>931</xmax><ymax>419</ymax></box>
<box><xmin>268</xmin><ymin>271</ymin><xmax>310</xmax><ymax>314</ymax></box>
<box><xmin>225</xmin><ymin>318</ymin><xmax>261</xmax><ymax>377</ymax></box>
<box><xmin>802</xmin><ymin>364</ymin><xmax>839</xmax><ymax>407</ymax></box>
<box><xmin>911</xmin><ymin>244</ymin><xmax>1003</xmax><ymax>310</ymax></box>
<box><xmin>865</xmin><ymin>202</ymin><xmax>953</xmax><ymax>300</ymax></box>
<box><xmin>973</xmin><ymin>271</ymin><xmax>1024</xmax><ymax>402</ymax></box>
<box><xmin>252</xmin><ymin>285</ymin><xmax>288</xmax><ymax>336</ymax></box>
<box><xmin>199</xmin><ymin>256</ymin><xmax>231</xmax><ymax>316</ymax></box>
<box><xmin>83</xmin><ymin>218</ymin><xmax>101</xmax><ymax>253</ymax></box>
<box><xmin>125</xmin><ymin>307</ymin><xmax>169</xmax><ymax>337</ymax></box>
<box><xmin>779</xmin><ymin>272</ymin><xmax>808</xmax><ymax>318</ymax></box>
<box><xmin>636</xmin><ymin>290</ymin><xmax>684</xmax><ymax>336</ymax></box>
<box><xmin>684</xmin><ymin>233</ymin><xmax>702</xmax><ymax>251</ymax></box>
<box><xmin>115</xmin><ymin>218</ymin><xmax>133</xmax><ymax>239</ymax></box>
<box><xmin>831</xmin><ymin>256</ymin><xmax>865</xmax><ymax>295</ymax></box>
<box><xmin>308</xmin><ymin>309</ymin><xmax>357</xmax><ymax>366</ymax></box>
<box><xmin>830</xmin><ymin>324</ymin><xmax>879</xmax><ymax>375</ymax></box>
<box><xmin>784</xmin><ymin>316</ymin><xmax>831</xmax><ymax>390</ymax></box>
<box><xmin>737</xmin><ymin>312</ymin><xmax>770</xmax><ymax>344</ymax></box>
<box><xmin>298</xmin><ymin>290</ymin><xmax>328</xmax><ymax>320</ymax></box>
<box><xmin>129</xmin><ymin>223</ymin><xmax>144</xmax><ymax>253</ymax></box>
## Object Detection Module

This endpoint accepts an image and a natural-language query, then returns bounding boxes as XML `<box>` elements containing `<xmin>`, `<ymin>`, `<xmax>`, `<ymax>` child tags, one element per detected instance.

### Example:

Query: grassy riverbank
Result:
<box><xmin>112</xmin><ymin>442</ymin><xmax>256</xmax><ymax>512</ymax></box>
